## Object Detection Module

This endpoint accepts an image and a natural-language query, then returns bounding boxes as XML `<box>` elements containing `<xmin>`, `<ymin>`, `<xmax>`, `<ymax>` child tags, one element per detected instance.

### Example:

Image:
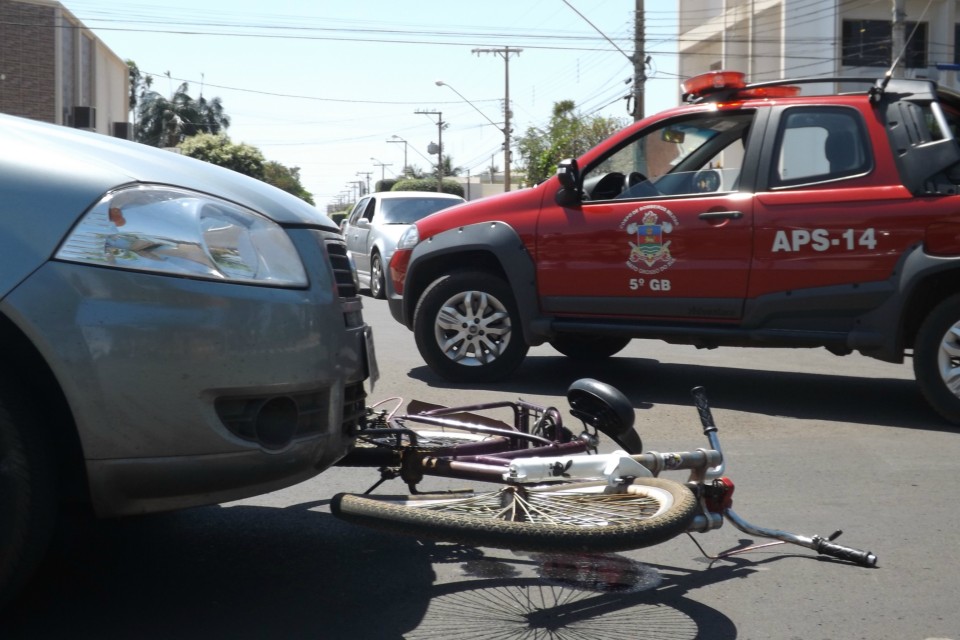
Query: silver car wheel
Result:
<box><xmin>370</xmin><ymin>254</ymin><xmax>385</xmax><ymax>299</ymax></box>
<box><xmin>433</xmin><ymin>290</ymin><xmax>512</xmax><ymax>367</ymax></box>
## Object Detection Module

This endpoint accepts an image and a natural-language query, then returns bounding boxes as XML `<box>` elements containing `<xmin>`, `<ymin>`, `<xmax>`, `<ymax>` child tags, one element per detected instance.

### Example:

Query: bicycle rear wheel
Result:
<box><xmin>331</xmin><ymin>478</ymin><xmax>697</xmax><ymax>553</ymax></box>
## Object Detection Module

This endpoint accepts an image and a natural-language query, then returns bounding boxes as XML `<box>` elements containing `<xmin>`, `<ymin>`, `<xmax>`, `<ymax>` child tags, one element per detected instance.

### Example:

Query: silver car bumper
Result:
<box><xmin>2</xmin><ymin>229</ymin><xmax>372</xmax><ymax>516</ymax></box>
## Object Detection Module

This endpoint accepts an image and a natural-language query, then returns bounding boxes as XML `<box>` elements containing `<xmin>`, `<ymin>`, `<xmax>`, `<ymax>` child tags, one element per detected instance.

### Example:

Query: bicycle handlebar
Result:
<box><xmin>813</xmin><ymin>536</ymin><xmax>878</xmax><ymax>567</ymax></box>
<box><xmin>690</xmin><ymin>386</ymin><xmax>717</xmax><ymax>435</ymax></box>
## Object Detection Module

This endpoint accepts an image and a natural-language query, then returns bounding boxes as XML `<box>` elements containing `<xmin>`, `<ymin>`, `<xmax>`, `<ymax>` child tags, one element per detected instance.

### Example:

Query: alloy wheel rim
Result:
<box><xmin>433</xmin><ymin>290</ymin><xmax>512</xmax><ymax>367</ymax></box>
<box><xmin>937</xmin><ymin>323</ymin><xmax>960</xmax><ymax>397</ymax></box>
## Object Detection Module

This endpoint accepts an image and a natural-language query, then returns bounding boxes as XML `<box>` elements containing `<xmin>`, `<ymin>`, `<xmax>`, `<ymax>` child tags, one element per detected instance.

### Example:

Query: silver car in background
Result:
<box><xmin>0</xmin><ymin>113</ymin><xmax>374</xmax><ymax>606</ymax></box>
<box><xmin>342</xmin><ymin>191</ymin><xmax>465</xmax><ymax>298</ymax></box>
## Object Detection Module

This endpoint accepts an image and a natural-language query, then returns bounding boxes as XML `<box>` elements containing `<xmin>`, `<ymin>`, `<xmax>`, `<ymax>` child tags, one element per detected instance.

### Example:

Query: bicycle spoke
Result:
<box><xmin>409</xmin><ymin>487</ymin><xmax>669</xmax><ymax>527</ymax></box>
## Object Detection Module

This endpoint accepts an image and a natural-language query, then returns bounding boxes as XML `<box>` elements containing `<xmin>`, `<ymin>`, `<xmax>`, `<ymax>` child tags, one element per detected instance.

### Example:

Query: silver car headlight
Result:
<box><xmin>56</xmin><ymin>185</ymin><xmax>308</xmax><ymax>287</ymax></box>
<box><xmin>396</xmin><ymin>225</ymin><xmax>419</xmax><ymax>250</ymax></box>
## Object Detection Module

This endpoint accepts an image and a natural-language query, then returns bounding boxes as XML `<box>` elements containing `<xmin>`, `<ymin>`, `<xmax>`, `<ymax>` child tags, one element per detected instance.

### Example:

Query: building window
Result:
<box><xmin>955</xmin><ymin>24</ymin><xmax>960</xmax><ymax>65</ymax></box>
<box><xmin>80</xmin><ymin>33</ymin><xmax>94</xmax><ymax>106</ymax></box>
<box><xmin>842</xmin><ymin>19</ymin><xmax>927</xmax><ymax>69</ymax></box>
<box><xmin>61</xmin><ymin>21</ymin><xmax>76</xmax><ymax>120</ymax></box>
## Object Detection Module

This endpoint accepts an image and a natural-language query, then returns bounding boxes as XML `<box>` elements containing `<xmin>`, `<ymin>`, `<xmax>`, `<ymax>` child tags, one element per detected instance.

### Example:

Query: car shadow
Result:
<box><xmin>406</xmin><ymin>354</ymin><xmax>945</xmax><ymax>431</ymax></box>
<box><xmin>2</xmin><ymin>504</ymin><xmax>435</xmax><ymax>640</ymax></box>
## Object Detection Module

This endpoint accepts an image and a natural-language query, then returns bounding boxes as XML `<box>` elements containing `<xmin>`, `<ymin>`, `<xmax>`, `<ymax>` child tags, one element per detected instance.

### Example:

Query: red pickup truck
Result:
<box><xmin>386</xmin><ymin>71</ymin><xmax>960</xmax><ymax>424</ymax></box>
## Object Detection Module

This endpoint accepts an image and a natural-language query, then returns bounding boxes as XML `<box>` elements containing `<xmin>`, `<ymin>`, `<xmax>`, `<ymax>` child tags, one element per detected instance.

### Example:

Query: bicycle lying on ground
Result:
<box><xmin>331</xmin><ymin>379</ymin><xmax>877</xmax><ymax>567</ymax></box>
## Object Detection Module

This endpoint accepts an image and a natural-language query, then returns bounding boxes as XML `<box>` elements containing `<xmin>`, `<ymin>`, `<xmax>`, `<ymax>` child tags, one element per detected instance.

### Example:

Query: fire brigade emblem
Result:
<box><xmin>620</xmin><ymin>205</ymin><xmax>679</xmax><ymax>275</ymax></box>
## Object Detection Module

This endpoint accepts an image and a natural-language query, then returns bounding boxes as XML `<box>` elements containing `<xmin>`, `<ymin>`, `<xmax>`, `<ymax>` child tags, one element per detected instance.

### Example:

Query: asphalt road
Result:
<box><xmin>4</xmin><ymin>296</ymin><xmax>959</xmax><ymax>639</ymax></box>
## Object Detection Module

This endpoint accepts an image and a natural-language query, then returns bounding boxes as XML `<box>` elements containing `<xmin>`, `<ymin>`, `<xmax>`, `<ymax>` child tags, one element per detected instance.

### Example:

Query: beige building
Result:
<box><xmin>0</xmin><ymin>0</ymin><xmax>130</xmax><ymax>137</ymax></box>
<box><xmin>679</xmin><ymin>0</ymin><xmax>960</xmax><ymax>90</ymax></box>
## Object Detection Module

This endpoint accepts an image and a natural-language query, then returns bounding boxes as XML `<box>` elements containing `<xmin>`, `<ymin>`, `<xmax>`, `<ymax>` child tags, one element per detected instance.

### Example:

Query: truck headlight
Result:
<box><xmin>56</xmin><ymin>185</ymin><xmax>308</xmax><ymax>287</ymax></box>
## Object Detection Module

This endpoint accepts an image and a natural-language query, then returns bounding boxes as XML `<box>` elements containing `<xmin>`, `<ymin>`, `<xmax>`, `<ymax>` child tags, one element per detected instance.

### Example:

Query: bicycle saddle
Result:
<box><xmin>566</xmin><ymin>378</ymin><xmax>643</xmax><ymax>454</ymax></box>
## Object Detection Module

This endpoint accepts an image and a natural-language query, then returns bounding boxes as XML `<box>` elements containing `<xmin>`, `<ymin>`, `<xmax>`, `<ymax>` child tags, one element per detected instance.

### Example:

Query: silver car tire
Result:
<box><xmin>0</xmin><ymin>380</ymin><xmax>57</xmax><ymax>607</ymax></box>
<box><xmin>413</xmin><ymin>271</ymin><xmax>528</xmax><ymax>382</ymax></box>
<box><xmin>370</xmin><ymin>253</ymin><xmax>386</xmax><ymax>300</ymax></box>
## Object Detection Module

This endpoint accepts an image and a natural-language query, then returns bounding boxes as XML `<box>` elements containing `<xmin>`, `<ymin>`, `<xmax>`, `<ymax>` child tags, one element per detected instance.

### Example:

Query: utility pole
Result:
<box><xmin>387</xmin><ymin>136</ymin><xmax>409</xmax><ymax>174</ymax></box>
<box><xmin>473</xmin><ymin>46</ymin><xmax>522</xmax><ymax>192</ymax></box>
<box><xmin>416</xmin><ymin>109</ymin><xmax>445</xmax><ymax>192</ymax></box>
<box><xmin>370</xmin><ymin>158</ymin><xmax>392</xmax><ymax>183</ymax></box>
<box><xmin>632</xmin><ymin>0</ymin><xmax>645</xmax><ymax>121</ymax></box>
<box><xmin>891</xmin><ymin>0</ymin><xmax>906</xmax><ymax>78</ymax></box>
<box><xmin>355</xmin><ymin>172</ymin><xmax>372</xmax><ymax>196</ymax></box>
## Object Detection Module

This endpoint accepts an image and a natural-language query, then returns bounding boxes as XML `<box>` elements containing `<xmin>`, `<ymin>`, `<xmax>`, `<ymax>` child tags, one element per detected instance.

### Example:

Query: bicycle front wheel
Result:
<box><xmin>331</xmin><ymin>478</ymin><xmax>697</xmax><ymax>553</ymax></box>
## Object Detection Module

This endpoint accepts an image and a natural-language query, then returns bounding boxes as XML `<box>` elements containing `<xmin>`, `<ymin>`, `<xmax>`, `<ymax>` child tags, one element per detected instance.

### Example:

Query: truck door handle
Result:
<box><xmin>699</xmin><ymin>210</ymin><xmax>743</xmax><ymax>221</ymax></box>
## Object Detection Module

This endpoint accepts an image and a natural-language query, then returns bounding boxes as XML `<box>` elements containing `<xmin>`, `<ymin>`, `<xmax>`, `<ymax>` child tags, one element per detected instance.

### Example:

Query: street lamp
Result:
<box><xmin>387</xmin><ymin>135</ymin><xmax>409</xmax><ymax>174</ymax></box>
<box><xmin>436</xmin><ymin>79</ymin><xmax>512</xmax><ymax>191</ymax></box>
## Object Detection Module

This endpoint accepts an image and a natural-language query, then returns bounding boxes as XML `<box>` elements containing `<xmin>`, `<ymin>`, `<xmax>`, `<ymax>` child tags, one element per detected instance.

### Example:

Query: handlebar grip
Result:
<box><xmin>690</xmin><ymin>386</ymin><xmax>717</xmax><ymax>434</ymax></box>
<box><xmin>815</xmin><ymin>538</ymin><xmax>877</xmax><ymax>567</ymax></box>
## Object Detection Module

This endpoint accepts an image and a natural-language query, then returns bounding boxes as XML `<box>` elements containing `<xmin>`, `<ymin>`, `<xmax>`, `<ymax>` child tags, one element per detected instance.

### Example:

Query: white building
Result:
<box><xmin>679</xmin><ymin>0</ymin><xmax>960</xmax><ymax>90</ymax></box>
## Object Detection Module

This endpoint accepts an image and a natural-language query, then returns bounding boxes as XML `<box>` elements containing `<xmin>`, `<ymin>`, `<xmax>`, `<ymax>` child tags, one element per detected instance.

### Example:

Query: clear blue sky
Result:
<box><xmin>65</xmin><ymin>0</ymin><xmax>680</xmax><ymax>208</ymax></box>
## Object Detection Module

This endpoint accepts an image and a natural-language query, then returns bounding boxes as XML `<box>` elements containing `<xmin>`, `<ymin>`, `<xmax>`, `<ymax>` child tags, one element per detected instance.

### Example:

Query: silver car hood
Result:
<box><xmin>0</xmin><ymin>113</ymin><xmax>334</xmax><ymax>229</ymax></box>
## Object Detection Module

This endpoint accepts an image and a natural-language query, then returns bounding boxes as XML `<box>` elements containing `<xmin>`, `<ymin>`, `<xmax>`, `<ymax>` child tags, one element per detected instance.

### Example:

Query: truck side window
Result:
<box><xmin>771</xmin><ymin>108</ymin><xmax>870</xmax><ymax>188</ymax></box>
<box><xmin>582</xmin><ymin>111</ymin><xmax>754</xmax><ymax>200</ymax></box>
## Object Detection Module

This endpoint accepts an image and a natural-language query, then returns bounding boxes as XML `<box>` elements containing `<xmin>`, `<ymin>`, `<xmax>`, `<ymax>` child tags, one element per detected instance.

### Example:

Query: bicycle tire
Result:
<box><xmin>338</xmin><ymin>429</ymin><xmax>511</xmax><ymax>467</ymax></box>
<box><xmin>331</xmin><ymin>477</ymin><xmax>697</xmax><ymax>553</ymax></box>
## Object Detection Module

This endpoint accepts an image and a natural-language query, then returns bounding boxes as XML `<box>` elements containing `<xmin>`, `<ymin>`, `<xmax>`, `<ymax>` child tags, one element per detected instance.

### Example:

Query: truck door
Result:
<box><xmin>537</xmin><ymin>109</ymin><xmax>761</xmax><ymax>322</ymax></box>
<box><xmin>750</xmin><ymin>105</ymin><xmax>913</xmax><ymax>300</ymax></box>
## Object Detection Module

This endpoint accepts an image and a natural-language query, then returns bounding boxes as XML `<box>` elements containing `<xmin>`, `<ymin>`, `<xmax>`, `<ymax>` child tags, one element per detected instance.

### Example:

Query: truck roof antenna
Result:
<box><xmin>877</xmin><ymin>0</ymin><xmax>934</xmax><ymax>95</ymax></box>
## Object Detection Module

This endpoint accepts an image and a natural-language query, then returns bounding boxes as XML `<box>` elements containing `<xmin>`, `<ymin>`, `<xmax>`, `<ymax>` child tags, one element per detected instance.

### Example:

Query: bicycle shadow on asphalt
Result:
<box><xmin>406</xmin><ymin>354</ymin><xmax>944</xmax><ymax>431</ymax></box>
<box><xmin>2</xmin><ymin>496</ymin><xmax>801</xmax><ymax>640</ymax></box>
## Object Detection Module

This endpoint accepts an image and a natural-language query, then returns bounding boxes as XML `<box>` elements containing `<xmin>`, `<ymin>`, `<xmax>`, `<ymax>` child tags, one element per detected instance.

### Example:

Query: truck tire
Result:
<box><xmin>914</xmin><ymin>293</ymin><xmax>960</xmax><ymax>424</ymax></box>
<box><xmin>550</xmin><ymin>335</ymin><xmax>631</xmax><ymax>360</ymax></box>
<box><xmin>413</xmin><ymin>271</ymin><xmax>529</xmax><ymax>382</ymax></box>
<box><xmin>0</xmin><ymin>380</ymin><xmax>57</xmax><ymax>607</ymax></box>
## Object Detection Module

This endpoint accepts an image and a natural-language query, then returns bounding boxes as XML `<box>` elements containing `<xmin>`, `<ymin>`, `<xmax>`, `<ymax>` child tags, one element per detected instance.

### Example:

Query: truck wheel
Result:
<box><xmin>550</xmin><ymin>335</ymin><xmax>631</xmax><ymax>360</ymax></box>
<box><xmin>413</xmin><ymin>271</ymin><xmax>528</xmax><ymax>382</ymax></box>
<box><xmin>0</xmin><ymin>382</ymin><xmax>57</xmax><ymax>607</ymax></box>
<box><xmin>914</xmin><ymin>293</ymin><xmax>960</xmax><ymax>424</ymax></box>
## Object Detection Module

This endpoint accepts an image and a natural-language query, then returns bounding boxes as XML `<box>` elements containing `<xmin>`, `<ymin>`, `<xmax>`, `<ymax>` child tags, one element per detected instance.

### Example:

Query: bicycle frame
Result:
<box><xmin>343</xmin><ymin>385</ymin><xmax>877</xmax><ymax>567</ymax></box>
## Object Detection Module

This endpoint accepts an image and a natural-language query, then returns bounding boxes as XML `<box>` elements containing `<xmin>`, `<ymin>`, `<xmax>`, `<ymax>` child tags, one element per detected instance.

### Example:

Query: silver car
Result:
<box><xmin>342</xmin><ymin>191</ymin><xmax>465</xmax><ymax>298</ymax></box>
<box><xmin>0</xmin><ymin>113</ymin><xmax>374</xmax><ymax>606</ymax></box>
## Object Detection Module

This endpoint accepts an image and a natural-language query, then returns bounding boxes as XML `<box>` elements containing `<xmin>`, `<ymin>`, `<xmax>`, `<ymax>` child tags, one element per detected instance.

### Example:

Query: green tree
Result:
<box><xmin>126</xmin><ymin>60</ymin><xmax>151</xmax><ymax>117</ymax></box>
<box><xmin>440</xmin><ymin>155</ymin><xmax>464</xmax><ymax>177</ymax></box>
<box><xmin>516</xmin><ymin>100</ymin><xmax>626</xmax><ymax>184</ymax></box>
<box><xmin>263</xmin><ymin>161</ymin><xmax>314</xmax><ymax>205</ymax></box>
<box><xmin>136</xmin><ymin>80</ymin><xmax>230</xmax><ymax>148</ymax></box>
<box><xmin>178</xmin><ymin>133</ymin><xmax>265</xmax><ymax>179</ymax></box>
<box><xmin>392</xmin><ymin>177</ymin><xmax>464</xmax><ymax>197</ymax></box>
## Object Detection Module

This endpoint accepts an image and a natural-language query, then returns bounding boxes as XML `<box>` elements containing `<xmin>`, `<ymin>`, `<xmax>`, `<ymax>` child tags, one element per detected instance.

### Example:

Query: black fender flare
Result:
<box><xmin>403</xmin><ymin>221</ymin><xmax>549</xmax><ymax>345</ymax></box>
<box><xmin>852</xmin><ymin>243</ymin><xmax>960</xmax><ymax>360</ymax></box>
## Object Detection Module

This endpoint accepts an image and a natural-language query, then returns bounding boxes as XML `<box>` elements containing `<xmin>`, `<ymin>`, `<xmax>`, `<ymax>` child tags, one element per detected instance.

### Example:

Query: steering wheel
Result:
<box><xmin>627</xmin><ymin>172</ymin><xmax>648</xmax><ymax>188</ymax></box>
<box><xmin>618</xmin><ymin>171</ymin><xmax>659</xmax><ymax>199</ymax></box>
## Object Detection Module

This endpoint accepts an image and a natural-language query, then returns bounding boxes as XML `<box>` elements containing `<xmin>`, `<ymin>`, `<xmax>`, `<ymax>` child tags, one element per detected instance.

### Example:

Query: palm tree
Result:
<box><xmin>136</xmin><ymin>82</ymin><xmax>230</xmax><ymax>148</ymax></box>
<box><xmin>440</xmin><ymin>155</ymin><xmax>463</xmax><ymax>177</ymax></box>
<box><xmin>196</xmin><ymin>94</ymin><xmax>230</xmax><ymax>135</ymax></box>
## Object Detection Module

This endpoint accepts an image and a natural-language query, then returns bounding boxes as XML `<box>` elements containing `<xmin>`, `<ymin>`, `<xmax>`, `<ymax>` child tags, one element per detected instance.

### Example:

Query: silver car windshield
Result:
<box><xmin>379</xmin><ymin>198</ymin><xmax>459</xmax><ymax>224</ymax></box>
